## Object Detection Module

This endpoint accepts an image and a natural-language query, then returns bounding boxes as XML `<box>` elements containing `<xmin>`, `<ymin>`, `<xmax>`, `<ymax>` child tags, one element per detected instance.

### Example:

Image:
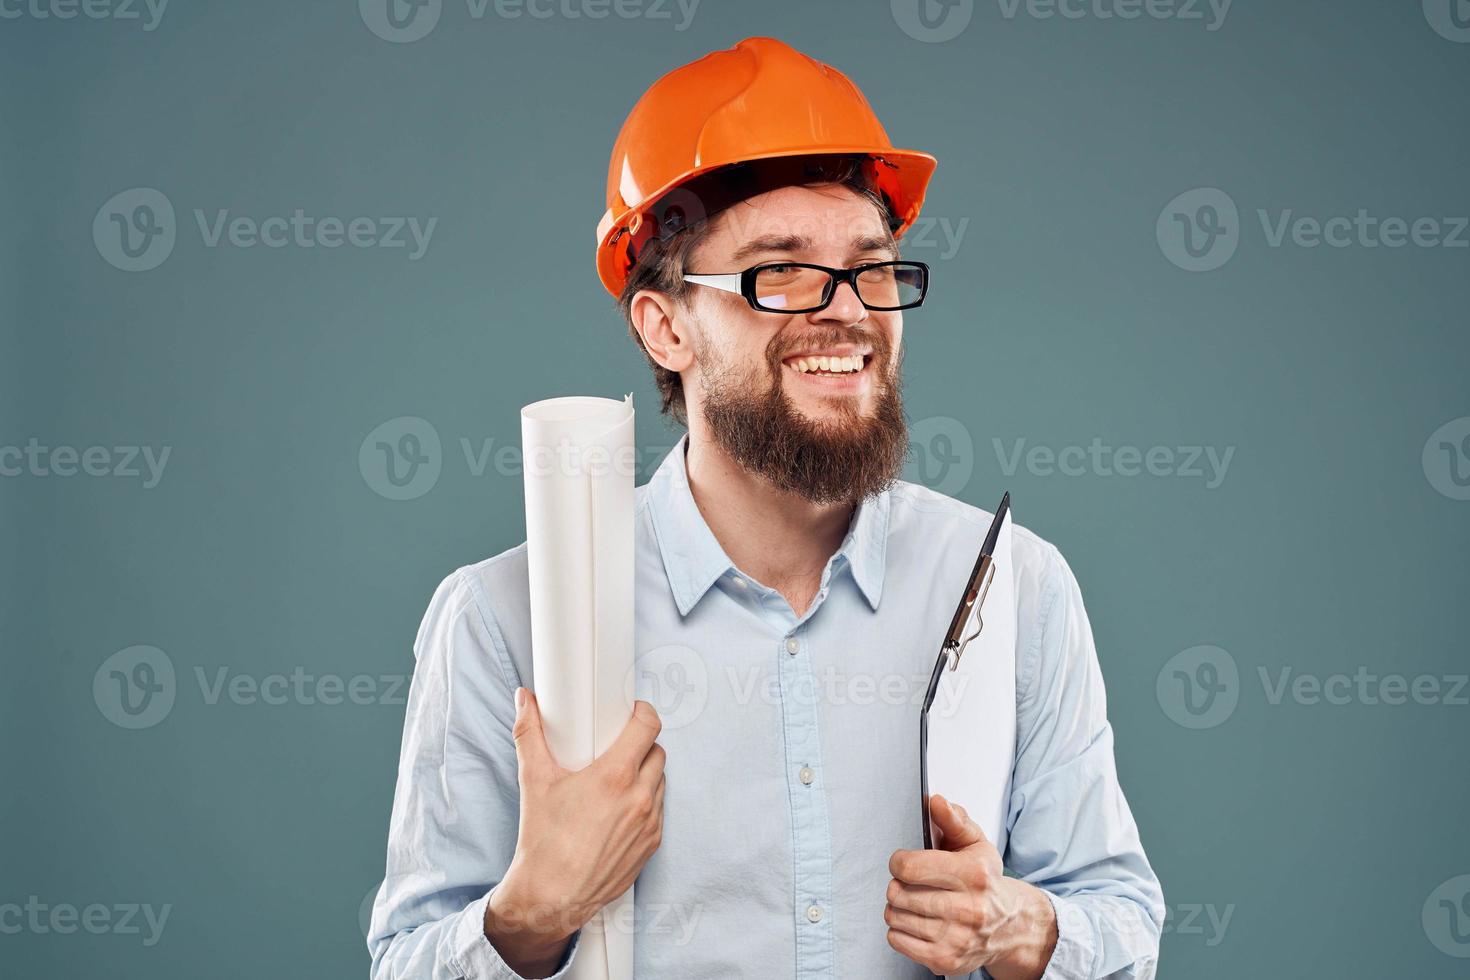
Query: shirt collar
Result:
<box><xmin>645</xmin><ymin>434</ymin><xmax>889</xmax><ymax>616</ymax></box>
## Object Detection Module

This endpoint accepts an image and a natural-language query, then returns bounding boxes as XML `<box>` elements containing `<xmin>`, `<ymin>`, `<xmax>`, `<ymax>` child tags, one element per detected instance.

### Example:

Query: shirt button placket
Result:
<box><xmin>776</xmin><ymin>631</ymin><xmax>835</xmax><ymax>976</ymax></box>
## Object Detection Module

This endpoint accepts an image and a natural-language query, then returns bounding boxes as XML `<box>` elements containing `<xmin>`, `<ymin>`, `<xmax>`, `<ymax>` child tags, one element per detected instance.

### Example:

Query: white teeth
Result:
<box><xmin>788</xmin><ymin>354</ymin><xmax>866</xmax><ymax>374</ymax></box>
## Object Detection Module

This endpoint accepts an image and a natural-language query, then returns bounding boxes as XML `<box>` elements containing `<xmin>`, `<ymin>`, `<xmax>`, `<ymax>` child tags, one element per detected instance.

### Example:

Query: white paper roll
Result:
<box><xmin>520</xmin><ymin>394</ymin><xmax>637</xmax><ymax>980</ymax></box>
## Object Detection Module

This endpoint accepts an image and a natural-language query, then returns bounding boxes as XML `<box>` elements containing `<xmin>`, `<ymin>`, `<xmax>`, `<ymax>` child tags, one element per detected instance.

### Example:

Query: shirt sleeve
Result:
<box><xmin>1002</xmin><ymin>544</ymin><xmax>1166</xmax><ymax>980</ymax></box>
<box><xmin>367</xmin><ymin>568</ymin><xmax>581</xmax><ymax>980</ymax></box>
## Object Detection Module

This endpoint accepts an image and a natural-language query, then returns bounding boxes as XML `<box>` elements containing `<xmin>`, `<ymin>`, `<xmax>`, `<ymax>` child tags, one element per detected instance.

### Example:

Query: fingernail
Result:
<box><xmin>515</xmin><ymin>687</ymin><xmax>526</xmax><ymax>710</ymax></box>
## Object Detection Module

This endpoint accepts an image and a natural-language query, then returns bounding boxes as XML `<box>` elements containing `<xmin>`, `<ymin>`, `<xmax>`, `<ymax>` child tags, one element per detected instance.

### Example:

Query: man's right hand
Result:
<box><xmin>484</xmin><ymin>687</ymin><xmax>666</xmax><ymax>977</ymax></box>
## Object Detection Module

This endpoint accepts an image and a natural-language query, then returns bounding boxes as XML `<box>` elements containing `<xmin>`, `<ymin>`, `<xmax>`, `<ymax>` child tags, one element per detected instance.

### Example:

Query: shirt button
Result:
<box><xmin>799</xmin><ymin>766</ymin><xmax>815</xmax><ymax>785</ymax></box>
<box><xmin>785</xmin><ymin>637</ymin><xmax>799</xmax><ymax>655</ymax></box>
<box><xmin>806</xmin><ymin>904</ymin><xmax>823</xmax><ymax>923</ymax></box>
<box><xmin>732</xmin><ymin>576</ymin><xmax>747</xmax><ymax>589</ymax></box>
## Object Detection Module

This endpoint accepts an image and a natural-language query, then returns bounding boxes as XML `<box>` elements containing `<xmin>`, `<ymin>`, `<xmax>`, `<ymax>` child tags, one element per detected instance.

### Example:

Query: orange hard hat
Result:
<box><xmin>595</xmin><ymin>36</ymin><xmax>938</xmax><ymax>297</ymax></box>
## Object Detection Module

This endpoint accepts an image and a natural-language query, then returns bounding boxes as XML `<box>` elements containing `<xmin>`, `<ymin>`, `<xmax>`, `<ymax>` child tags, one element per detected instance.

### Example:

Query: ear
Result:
<box><xmin>629</xmin><ymin>289</ymin><xmax>696</xmax><ymax>375</ymax></box>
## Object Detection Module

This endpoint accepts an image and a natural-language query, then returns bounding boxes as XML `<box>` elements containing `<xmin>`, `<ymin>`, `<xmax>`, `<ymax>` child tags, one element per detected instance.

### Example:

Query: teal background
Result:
<box><xmin>4</xmin><ymin>0</ymin><xmax>1468</xmax><ymax>976</ymax></box>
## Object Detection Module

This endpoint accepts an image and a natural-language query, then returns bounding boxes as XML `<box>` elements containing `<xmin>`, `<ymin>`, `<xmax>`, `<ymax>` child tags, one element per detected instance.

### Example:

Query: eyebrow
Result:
<box><xmin>730</xmin><ymin>232</ymin><xmax>898</xmax><ymax>264</ymax></box>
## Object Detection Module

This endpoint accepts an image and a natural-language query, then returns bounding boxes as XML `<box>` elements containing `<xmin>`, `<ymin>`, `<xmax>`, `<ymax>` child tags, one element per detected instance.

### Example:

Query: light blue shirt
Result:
<box><xmin>369</xmin><ymin>435</ymin><xmax>1163</xmax><ymax>979</ymax></box>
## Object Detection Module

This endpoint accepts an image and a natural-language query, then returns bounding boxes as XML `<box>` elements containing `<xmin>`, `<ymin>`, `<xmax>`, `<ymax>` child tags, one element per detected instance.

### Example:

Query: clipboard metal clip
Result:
<box><xmin>945</xmin><ymin>559</ymin><xmax>995</xmax><ymax>671</ymax></box>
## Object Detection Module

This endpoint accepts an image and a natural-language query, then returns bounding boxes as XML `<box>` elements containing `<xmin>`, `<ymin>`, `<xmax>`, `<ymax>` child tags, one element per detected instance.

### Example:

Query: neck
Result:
<box><xmin>682</xmin><ymin>426</ymin><xmax>854</xmax><ymax>617</ymax></box>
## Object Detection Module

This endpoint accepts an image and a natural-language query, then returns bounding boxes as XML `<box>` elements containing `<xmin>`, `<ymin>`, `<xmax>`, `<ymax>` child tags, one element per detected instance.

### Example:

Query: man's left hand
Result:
<box><xmin>885</xmin><ymin>794</ymin><xmax>1058</xmax><ymax>979</ymax></box>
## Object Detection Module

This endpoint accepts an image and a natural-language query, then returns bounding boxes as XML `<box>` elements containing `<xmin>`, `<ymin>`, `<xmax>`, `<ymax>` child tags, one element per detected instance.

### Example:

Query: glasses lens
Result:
<box><xmin>752</xmin><ymin>265</ymin><xmax>833</xmax><ymax>311</ymax></box>
<box><xmin>856</xmin><ymin>263</ymin><xmax>925</xmax><ymax>310</ymax></box>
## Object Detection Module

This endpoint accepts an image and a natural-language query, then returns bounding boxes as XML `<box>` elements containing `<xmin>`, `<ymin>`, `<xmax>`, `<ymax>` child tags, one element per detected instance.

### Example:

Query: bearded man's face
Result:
<box><xmin>679</xmin><ymin>183</ymin><xmax>910</xmax><ymax>505</ymax></box>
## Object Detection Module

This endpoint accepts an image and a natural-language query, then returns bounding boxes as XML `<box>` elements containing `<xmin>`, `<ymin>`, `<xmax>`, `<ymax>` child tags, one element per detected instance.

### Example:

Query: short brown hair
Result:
<box><xmin>617</xmin><ymin>159</ymin><xmax>896</xmax><ymax>425</ymax></box>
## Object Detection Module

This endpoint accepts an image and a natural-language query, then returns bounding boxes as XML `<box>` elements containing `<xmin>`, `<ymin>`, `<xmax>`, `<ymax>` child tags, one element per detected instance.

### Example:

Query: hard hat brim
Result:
<box><xmin>596</xmin><ymin>146</ymin><xmax>937</xmax><ymax>298</ymax></box>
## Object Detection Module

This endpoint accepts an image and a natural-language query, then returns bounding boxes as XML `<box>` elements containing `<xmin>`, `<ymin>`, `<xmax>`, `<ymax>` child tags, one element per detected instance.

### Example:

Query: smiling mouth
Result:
<box><xmin>781</xmin><ymin>352</ymin><xmax>873</xmax><ymax>379</ymax></box>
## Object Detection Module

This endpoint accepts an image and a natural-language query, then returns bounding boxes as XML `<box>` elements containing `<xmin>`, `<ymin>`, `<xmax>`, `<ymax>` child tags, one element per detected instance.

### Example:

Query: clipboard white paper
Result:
<box><xmin>923</xmin><ymin>505</ymin><xmax>1017</xmax><ymax>855</ymax></box>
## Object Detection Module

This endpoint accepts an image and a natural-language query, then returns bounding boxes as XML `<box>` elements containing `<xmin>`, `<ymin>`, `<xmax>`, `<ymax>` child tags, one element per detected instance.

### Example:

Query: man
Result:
<box><xmin>369</xmin><ymin>37</ymin><xmax>1163</xmax><ymax>979</ymax></box>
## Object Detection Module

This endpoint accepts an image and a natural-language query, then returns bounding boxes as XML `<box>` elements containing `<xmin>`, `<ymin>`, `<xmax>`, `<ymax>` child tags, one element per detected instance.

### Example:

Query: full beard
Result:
<box><xmin>697</xmin><ymin>329</ymin><xmax>909</xmax><ymax>505</ymax></box>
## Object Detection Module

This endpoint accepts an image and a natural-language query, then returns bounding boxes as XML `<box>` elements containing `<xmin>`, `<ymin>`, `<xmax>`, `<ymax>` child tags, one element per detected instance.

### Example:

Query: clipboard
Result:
<box><xmin>919</xmin><ymin>492</ymin><xmax>1014</xmax><ymax>850</ymax></box>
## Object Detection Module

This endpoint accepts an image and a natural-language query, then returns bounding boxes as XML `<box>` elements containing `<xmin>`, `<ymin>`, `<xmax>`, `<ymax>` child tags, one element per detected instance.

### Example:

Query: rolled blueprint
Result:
<box><xmin>520</xmin><ymin>394</ymin><xmax>637</xmax><ymax>980</ymax></box>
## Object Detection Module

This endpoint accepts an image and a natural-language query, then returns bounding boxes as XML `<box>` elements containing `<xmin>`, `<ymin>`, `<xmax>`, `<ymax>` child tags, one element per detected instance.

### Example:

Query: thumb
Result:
<box><xmin>930</xmin><ymin>794</ymin><xmax>988</xmax><ymax>852</ymax></box>
<box><xmin>510</xmin><ymin>687</ymin><xmax>555</xmax><ymax>777</ymax></box>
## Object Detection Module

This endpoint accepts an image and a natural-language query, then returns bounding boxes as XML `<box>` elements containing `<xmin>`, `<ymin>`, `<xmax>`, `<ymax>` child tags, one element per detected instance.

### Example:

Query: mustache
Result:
<box><xmin>766</xmin><ymin>328</ymin><xmax>893</xmax><ymax>368</ymax></box>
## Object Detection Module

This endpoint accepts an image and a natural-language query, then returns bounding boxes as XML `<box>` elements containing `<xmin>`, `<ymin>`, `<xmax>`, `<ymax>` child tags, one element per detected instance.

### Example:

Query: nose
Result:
<box><xmin>807</xmin><ymin>279</ymin><xmax>868</xmax><ymax>328</ymax></box>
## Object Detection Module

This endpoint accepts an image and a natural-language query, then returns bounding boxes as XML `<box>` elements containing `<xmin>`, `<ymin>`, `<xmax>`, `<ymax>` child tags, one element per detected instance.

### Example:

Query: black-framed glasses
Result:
<box><xmin>683</xmin><ymin>260</ymin><xmax>929</xmax><ymax>314</ymax></box>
